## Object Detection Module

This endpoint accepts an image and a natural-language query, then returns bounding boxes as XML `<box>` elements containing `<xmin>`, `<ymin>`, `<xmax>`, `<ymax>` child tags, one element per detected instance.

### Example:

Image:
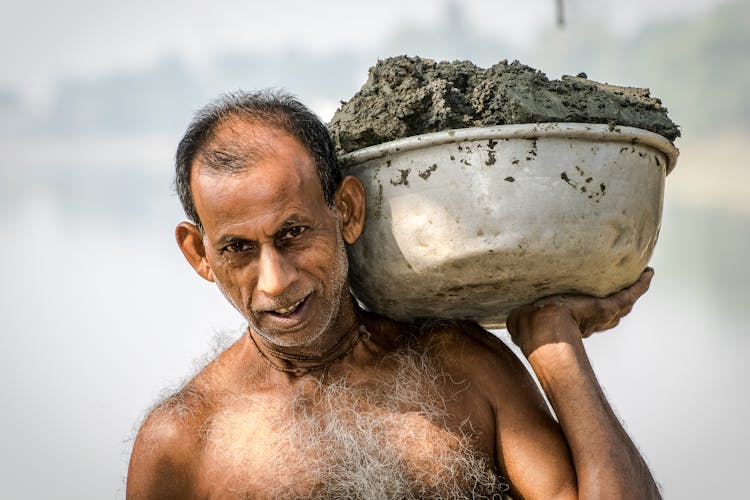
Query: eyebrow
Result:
<box><xmin>214</xmin><ymin>215</ymin><xmax>309</xmax><ymax>246</ymax></box>
<box><xmin>277</xmin><ymin>216</ymin><xmax>305</xmax><ymax>231</ymax></box>
<box><xmin>215</xmin><ymin>234</ymin><xmax>255</xmax><ymax>248</ymax></box>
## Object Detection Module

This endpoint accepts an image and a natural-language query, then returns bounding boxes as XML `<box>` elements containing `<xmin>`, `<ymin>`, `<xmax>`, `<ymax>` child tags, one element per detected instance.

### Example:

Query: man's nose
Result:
<box><xmin>256</xmin><ymin>246</ymin><xmax>298</xmax><ymax>297</ymax></box>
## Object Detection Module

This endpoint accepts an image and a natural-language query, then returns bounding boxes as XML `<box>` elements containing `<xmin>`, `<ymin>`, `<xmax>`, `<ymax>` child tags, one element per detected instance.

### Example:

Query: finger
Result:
<box><xmin>607</xmin><ymin>267</ymin><xmax>653</xmax><ymax>313</ymax></box>
<box><xmin>582</xmin><ymin>321</ymin><xmax>617</xmax><ymax>338</ymax></box>
<box><xmin>629</xmin><ymin>267</ymin><xmax>654</xmax><ymax>300</ymax></box>
<box><xmin>600</xmin><ymin>290</ymin><xmax>635</xmax><ymax>325</ymax></box>
<box><xmin>601</xmin><ymin>317</ymin><xmax>621</xmax><ymax>334</ymax></box>
<box><xmin>581</xmin><ymin>306</ymin><xmax>627</xmax><ymax>338</ymax></box>
<box><xmin>595</xmin><ymin>271</ymin><xmax>653</xmax><ymax>331</ymax></box>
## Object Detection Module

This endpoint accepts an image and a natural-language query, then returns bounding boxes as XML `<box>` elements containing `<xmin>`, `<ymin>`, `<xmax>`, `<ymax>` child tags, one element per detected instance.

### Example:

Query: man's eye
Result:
<box><xmin>224</xmin><ymin>241</ymin><xmax>253</xmax><ymax>253</ymax></box>
<box><xmin>279</xmin><ymin>226</ymin><xmax>307</xmax><ymax>241</ymax></box>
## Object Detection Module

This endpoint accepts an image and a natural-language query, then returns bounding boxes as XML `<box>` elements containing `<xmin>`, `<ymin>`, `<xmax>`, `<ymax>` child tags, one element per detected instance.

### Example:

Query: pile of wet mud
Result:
<box><xmin>328</xmin><ymin>56</ymin><xmax>680</xmax><ymax>154</ymax></box>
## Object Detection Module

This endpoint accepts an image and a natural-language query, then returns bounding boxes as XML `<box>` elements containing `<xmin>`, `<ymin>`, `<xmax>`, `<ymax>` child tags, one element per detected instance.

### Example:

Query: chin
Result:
<box><xmin>249</xmin><ymin>316</ymin><xmax>325</xmax><ymax>348</ymax></box>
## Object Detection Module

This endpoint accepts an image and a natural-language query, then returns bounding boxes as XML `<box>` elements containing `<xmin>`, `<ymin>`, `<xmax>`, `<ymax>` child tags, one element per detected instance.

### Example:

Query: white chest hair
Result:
<box><xmin>200</xmin><ymin>387</ymin><xmax>501</xmax><ymax>499</ymax></box>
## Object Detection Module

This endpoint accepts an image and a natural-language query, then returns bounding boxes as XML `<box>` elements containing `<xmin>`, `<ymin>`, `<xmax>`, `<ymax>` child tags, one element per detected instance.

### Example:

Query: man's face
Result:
<box><xmin>189</xmin><ymin>120</ymin><xmax>350</xmax><ymax>350</ymax></box>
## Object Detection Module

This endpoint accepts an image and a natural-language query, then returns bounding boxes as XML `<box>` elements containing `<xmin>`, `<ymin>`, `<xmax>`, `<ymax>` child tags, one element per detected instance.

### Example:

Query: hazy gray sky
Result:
<box><xmin>1</xmin><ymin>0</ymin><xmax>724</xmax><ymax>103</ymax></box>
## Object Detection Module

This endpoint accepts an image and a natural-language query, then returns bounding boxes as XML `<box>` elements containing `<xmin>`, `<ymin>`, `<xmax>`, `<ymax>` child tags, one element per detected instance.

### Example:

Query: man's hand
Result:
<box><xmin>506</xmin><ymin>268</ymin><xmax>654</xmax><ymax>357</ymax></box>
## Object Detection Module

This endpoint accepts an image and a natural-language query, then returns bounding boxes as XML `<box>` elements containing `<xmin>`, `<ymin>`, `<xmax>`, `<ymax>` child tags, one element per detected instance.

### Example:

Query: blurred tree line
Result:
<box><xmin>1</xmin><ymin>0</ymin><xmax>747</xmax><ymax>139</ymax></box>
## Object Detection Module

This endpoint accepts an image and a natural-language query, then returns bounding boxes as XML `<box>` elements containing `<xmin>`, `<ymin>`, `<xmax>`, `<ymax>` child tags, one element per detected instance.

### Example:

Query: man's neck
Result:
<box><xmin>247</xmin><ymin>300</ymin><xmax>364</xmax><ymax>376</ymax></box>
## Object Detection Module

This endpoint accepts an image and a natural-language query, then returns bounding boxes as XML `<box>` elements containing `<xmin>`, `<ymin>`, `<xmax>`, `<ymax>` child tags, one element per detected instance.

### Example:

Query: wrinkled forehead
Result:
<box><xmin>197</xmin><ymin>115</ymin><xmax>308</xmax><ymax>174</ymax></box>
<box><xmin>190</xmin><ymin>117</ymin><xmax>328</xmax><ymax>227</ymax></box>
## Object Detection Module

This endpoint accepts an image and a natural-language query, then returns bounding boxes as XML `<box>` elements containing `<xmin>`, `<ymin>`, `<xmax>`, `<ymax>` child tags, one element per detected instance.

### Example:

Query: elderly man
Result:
<box><xmin>127</xmin><ymin>91</ymin><xmax>660</xmax><ymax>499</ymax></box>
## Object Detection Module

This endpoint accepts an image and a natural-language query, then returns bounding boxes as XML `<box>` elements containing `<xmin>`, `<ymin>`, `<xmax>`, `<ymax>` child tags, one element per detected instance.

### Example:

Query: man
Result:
<box><xmin>127</xmin><ymin>90</ymin><xmax>661</xmax><ymax>499</ymax></box>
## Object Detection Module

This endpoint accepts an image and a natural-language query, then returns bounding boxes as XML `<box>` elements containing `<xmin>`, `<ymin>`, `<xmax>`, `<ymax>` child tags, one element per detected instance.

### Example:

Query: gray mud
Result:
<box><xmin>328</xmin><ymin>56</ymin><xmax>680</xmax><ymax>154</ymax></box>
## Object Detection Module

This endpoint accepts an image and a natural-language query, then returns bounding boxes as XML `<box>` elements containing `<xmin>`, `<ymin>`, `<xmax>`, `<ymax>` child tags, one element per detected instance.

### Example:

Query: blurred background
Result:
<box><xmin>0</xmin><ymin>0</ymin><xmax>747</xmax><ymax>497</ymax></box>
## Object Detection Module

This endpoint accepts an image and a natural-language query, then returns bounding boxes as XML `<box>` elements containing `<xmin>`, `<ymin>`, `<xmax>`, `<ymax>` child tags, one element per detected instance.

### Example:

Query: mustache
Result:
<box><xmin>251</xmin><ymin>287</ymin><xmax>312</xmax><ymax>313</ymax></box>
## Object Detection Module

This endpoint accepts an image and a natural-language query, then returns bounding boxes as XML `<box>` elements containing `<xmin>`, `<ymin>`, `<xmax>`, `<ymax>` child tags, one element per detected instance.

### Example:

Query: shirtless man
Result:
<box><xmin>127</xmin><ymin>91</ymin><xmax>661</xmax><ymax>499</ymax></box>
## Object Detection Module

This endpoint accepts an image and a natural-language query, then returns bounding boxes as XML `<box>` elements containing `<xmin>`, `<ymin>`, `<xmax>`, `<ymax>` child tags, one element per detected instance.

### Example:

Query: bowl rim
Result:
<box><xmin>339</xmin><ymin>122</ymin><xmax>680</xmax><ymax>175</ymax></box>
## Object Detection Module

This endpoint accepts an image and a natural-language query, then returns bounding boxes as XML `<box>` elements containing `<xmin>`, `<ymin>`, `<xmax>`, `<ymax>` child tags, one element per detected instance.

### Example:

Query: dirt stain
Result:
<box><xmin>418</xmin><ymin>164</ymin><xmax>438</xmax><ymax>180</ymax></box>
<box><xmin>485</xmin><ymin>150</ymin><xmax>496</xmax><ymax>166</ymax></box>
<box><xmin>390</xmin><ymin>168</ymin><xmax>411</xmax><ymax>186</ymax></box>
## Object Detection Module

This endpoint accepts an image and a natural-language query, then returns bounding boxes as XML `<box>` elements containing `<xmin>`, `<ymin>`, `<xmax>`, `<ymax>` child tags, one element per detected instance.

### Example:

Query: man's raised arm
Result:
<box><xmin>506</xmin><ymin>268</ymin><xmax>661</xmax><ymax>499</ymax></box>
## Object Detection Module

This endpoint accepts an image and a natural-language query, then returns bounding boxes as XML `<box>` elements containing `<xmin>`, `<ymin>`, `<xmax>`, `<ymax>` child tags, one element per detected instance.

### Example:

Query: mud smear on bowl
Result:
<box><xmin>328</xmin><ymin>56</ymin><xmax>680</xmax><ymax>155</ymax></box>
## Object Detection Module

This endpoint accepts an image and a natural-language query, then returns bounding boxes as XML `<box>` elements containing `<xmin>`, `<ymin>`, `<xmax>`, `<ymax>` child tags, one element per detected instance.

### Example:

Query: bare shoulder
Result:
<box><xmin>416</xmin><ymin>319</ymin><xmax>531</xmax><ymax>388</ymax></box>
<box><xmin>126</xmin><ymin>382</ymin><xmax>211</xmax><ymax>499</ymax></box>
<box><xmin>418</xmin><ymin>320</ymin><xmax>576</xmax><ymax>497</ymax></box>
<box><xmin>126</xmin><ymin>340</ymin><xmax>241</xmax><ymax>499</ymax></box>
<box><xmin>416</xmin><ymin>319</ymin><xmax>555</xmax><ymax>435</ymax></box>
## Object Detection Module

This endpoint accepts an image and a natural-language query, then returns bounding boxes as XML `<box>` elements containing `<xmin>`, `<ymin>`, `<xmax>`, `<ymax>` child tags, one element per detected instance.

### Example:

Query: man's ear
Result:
<box><xmin>175</xmin><ymin>222</ymin><xmax>215</xmax><ymax>282</ymax></box>
<box><xmin>334</xmin><ymin>175</ymin><xmax>366</xmax><ymax>245</ymax></box>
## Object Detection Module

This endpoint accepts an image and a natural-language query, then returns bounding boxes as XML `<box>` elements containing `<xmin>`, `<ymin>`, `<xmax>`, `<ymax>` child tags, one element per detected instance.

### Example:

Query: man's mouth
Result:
<box><xmin>269</xmin><ymin>296</ymin><xmax>307</xmax><ymax>317</ymax></box>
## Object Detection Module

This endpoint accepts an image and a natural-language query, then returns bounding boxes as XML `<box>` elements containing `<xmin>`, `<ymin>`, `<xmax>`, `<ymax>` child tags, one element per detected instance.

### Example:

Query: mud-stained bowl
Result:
<box><xmin>340</xmin><ymin>123</ymin><xmax>678</xmax><ymax>328</ymax></box>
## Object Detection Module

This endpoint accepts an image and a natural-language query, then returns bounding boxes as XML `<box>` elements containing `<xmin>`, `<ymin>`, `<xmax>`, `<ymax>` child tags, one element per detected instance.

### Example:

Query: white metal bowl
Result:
<box><xmin>340</xmin><ymin>123</ymin><xmax>678</xmax><ymax>328</ymax></box>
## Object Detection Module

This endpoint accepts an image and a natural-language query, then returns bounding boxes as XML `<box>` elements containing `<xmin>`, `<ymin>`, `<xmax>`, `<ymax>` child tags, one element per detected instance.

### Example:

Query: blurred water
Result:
<box><xmin>0</xmin><ymin>137</ymin><xmax>244</xmax><ymax>497</ymax></box>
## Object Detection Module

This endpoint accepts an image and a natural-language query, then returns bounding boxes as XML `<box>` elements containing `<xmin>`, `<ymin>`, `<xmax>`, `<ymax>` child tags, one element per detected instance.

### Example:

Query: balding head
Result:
<box><xmin>175</xmin><ymin>90</ymin><xmax>342</xmax><ymax>230</ymax></box>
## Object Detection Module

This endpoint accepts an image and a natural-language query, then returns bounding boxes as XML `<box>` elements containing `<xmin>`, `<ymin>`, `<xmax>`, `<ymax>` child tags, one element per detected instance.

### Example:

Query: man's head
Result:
<box><xmin>174</xmin><ymin>91</ymin><xmax>366</xmax><ymax>351</ymax></box>
<box><xmin>175</xmin><ymin>90</ymin><xmax>342</xmax><ymax>231</ymax></box>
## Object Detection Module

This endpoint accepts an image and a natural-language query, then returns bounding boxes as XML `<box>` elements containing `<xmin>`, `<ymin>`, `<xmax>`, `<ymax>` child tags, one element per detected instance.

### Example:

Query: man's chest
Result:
<box><xmin>195</xmin><ymin>391</ymin><xmax>499</xmax><ymax>498</ymax></box>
